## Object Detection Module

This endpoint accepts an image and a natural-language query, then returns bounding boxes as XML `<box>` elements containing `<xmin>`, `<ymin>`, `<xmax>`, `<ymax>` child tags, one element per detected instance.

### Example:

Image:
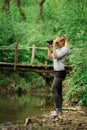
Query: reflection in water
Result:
<box><xmin>0</xmin><ymin>94</ymin><xmax>52</xmax><ymax>124</ymax></box>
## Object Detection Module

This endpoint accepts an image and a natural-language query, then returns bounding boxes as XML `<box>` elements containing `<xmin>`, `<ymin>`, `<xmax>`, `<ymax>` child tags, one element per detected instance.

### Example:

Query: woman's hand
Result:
<box><xmin>53</xmin><ymin>39</ymin><xmax>59</xmax><ymax>47</ymax></box>
<box><xmin>53</xmin><ymin>40</ymin><xmax>58</xmax><ymax>59</ymax></box>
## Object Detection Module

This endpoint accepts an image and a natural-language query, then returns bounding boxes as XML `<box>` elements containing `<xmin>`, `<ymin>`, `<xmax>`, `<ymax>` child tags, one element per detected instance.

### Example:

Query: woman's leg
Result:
<box><xmin>51</xmin><ymin>77</ymin><xmax>63</xmax><ymax>112</ymax></box>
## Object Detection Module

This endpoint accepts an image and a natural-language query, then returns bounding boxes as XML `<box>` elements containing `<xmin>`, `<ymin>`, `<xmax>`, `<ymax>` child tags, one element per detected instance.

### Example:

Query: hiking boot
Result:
<box><xmin>50</xmin><ymin>108</ymin><xmax>62</xmax><ymax>116</ymax></box>
<box><xmin>51</xmin><ymin>110</ymin><xmax>58</xmax><ymax>116</ymax></box>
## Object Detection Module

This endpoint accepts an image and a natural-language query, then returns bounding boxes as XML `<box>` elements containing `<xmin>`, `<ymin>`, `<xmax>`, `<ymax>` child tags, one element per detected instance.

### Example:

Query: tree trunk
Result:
<box><xmin>39</xmin><ymin>0</ymin><xmax>45</xmax><ymax>22</ymax></box>
<box><xmin>16</xmin><ymin>0</ymin><xmax>26</xmax><ymax>20</ymax></box>
<box><xmin>3</xmin><ymin>0</ymin><xmax>10</xmax><ymax>11</ymax></box>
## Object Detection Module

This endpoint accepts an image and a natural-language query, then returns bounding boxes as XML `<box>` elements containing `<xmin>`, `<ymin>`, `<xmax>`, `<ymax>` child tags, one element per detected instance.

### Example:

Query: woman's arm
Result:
<box><xmin>53</xmin><ymin>40</ymin><xmax>58</xmax><ymax>59</ymax></box>
<box><xmin>48</xmin><ymin>46</ymin><xmax>52</xmax><ymax>59</ymax></box>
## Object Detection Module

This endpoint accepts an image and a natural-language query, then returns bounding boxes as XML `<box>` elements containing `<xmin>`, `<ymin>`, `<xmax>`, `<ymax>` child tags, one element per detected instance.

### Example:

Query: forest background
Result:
<box><xmin>0</xmin><ymin>0</ymin><xmax>87</xmax><ymax>106</ymax></box>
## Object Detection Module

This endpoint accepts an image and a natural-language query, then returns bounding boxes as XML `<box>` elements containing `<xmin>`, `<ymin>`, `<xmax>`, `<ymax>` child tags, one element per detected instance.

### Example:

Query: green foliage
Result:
<box><xmin>0</xmin><ymin>13</ymin><xmax>15</xmax><ymax>46</ymax></box>
<box><xmin>0</xmin><ymin>0</ymin><xmax>87</xmax><ymax>106</ymax></box>
<box><xmin>0</xmin><ymin>70</ymin><xmax>46</xmax><ymax>92</ymax></box>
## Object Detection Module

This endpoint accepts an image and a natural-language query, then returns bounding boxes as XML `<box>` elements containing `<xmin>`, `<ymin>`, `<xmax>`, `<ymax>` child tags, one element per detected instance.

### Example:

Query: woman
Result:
<box><xmin>48</xmin><ymin>35</ymin><xmax>71</xmax><ymax>116</ymax></box>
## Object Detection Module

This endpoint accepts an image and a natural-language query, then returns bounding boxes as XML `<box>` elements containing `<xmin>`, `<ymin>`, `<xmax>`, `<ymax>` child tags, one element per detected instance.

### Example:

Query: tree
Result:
<box><xmin>16</xmin><ymin>0</ymin><xmax>26</xmax><ymax>20</ymax></box>
<box><xmin>3</xmin><ymin>0</ymin><xmax>10</xmax><ymax>12</ymax></box>
<box><xmin>2</xmin><ymin>0</ymin><xmax>26</xmax><ymax>20</ymax></box>
<box><xmin>39</xmin><ymin>0</ymin><xmax>45</xmax><ymax>22</ymax></box>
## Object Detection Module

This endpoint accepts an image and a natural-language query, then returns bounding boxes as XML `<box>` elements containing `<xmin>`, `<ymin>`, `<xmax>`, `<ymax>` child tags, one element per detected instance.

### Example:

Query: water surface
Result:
<box><xmin>0</xmin><ymin>94</ymin><xmax>52</xmax><ymax>124</ymax></box>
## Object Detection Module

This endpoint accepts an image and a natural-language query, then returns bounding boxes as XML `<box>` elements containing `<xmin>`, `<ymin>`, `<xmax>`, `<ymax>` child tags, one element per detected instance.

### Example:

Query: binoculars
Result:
<box><xmin>47</xmin><ymin>40</ymin><xmax>59</xmax><ymax>45</ymax></box>
<box><xmin>47</xmin><ymin>40</ymin><xmax>53</xmax><ymax>45</ymax></box>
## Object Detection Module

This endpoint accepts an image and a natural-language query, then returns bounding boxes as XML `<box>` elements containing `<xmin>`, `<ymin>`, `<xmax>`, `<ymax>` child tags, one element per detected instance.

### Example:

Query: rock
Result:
<box><xmin>25</xmin><ymin>117</ymin><xmax>32</xmax><ymax>128</ymax></box>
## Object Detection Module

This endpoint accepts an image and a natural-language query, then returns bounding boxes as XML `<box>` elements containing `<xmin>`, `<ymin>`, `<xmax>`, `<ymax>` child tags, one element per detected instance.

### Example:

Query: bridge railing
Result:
<box><xmin>0</xmin><ymin>43</ymin><xmax>49</xmax><ymax>70</ymax></box>
<box><xmin>1</xmin><ymin>44</ymin><xmax>82</xmax><ymax>72</ymax></box>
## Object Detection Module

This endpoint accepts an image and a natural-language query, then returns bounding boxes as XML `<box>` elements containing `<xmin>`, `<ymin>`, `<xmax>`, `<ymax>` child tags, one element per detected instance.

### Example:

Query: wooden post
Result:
<box><xmin>45</xmin><ymin>61</ymin><xmax>47</xmax><ymax>69</ymax></box>
<box><xmin>14</xmin><ymin>43</ymin><xmax>18</xmax><ymax>71</ymax></box>
<box><xmin>30</xmin><ymin>44</ymin><xmax>35</xmax><ymax>65</ymax></box>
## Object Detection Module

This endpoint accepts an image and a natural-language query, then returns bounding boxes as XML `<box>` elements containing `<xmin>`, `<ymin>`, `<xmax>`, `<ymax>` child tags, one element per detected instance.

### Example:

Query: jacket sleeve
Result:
<box><xmin>57</xmin><ymin>47</ymin><xmax>71</xmax><ymax>59</ymax></box>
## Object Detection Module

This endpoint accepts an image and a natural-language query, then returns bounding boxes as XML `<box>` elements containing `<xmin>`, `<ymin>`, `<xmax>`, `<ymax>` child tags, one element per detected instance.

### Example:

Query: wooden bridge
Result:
<box><xmin>0</xmin><ymin>62</ymin><xmax>55</xmax><ymax>78</ymax></box>
<box><xmin>0</xmin><ymin>44</ymin><xmax>72</xmax><ymax>77</ymax></box>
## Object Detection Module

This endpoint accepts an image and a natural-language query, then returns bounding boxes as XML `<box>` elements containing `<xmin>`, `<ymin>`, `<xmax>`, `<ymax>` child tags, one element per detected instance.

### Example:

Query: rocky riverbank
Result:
<box><xmin>0</xmin><ymin>108</ymin><xmax>87</xmax><ymax>130</ymax></box>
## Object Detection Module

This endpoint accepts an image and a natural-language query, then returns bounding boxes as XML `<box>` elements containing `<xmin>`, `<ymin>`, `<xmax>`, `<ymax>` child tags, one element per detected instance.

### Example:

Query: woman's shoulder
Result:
<box><xmin>62</xmin><ymin>46</ymin><xmax>70</xmax><ymax>51</ymax></box>
<box><xmin>62</xmin><ymin>46</ymin><xmax>71</xmax><ymax>54</ymax></box>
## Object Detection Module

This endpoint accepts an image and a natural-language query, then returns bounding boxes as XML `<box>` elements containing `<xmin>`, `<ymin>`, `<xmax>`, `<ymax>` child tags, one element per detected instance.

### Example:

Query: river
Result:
<box><xmin>0</xmin><ymin>93</ymin><xmax>52</xmax><ymax>125</ymax></box>
<box><xmin>0</xmin><ymin>93</ymin><xmax>86</xmax><ymax>130</ymax></box>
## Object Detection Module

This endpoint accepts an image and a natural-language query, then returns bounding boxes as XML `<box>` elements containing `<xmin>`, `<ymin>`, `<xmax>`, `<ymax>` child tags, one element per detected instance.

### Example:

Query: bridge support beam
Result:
<box><xmin>14</xmin><ymin>43</ymin><xmax>18</xmax><ymax>71</ymax></box>
<box><xmin>30</xmin><ymin>44</ymin><xmax>35</xmax><ymax>65</ymax></box>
